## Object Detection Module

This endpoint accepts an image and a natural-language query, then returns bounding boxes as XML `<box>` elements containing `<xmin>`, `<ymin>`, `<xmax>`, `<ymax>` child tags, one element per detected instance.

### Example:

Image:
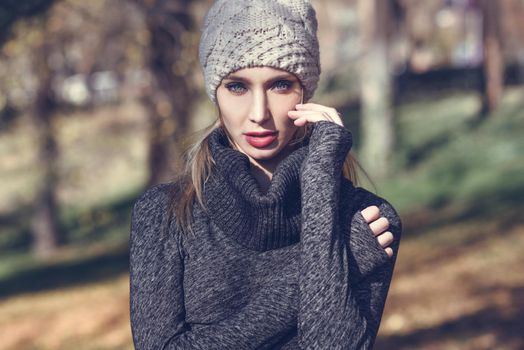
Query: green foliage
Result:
<box><xmin>377</xmin><ymin>87</ymin><xmax>524</xmax><ymax>217</ymax></box>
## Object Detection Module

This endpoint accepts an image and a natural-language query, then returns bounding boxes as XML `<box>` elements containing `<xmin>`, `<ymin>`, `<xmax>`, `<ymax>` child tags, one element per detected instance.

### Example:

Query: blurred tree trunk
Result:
<box><xmin>480</xmin><ymin>0</ymin><xmax>503</xmax><ymax>114</ymax></box>
<box><xmin>0</xmin><ymin>0</ymin><xmax>56</xmax><ymax>44</ymax></box>
<box><xmin>132</xmin><ymin>0</ymin><xmax>198</xmax><ymax>185</ymax></box>
<box><xmin>30</xmin><ymin>22</ymin><xmax>62</xmax><ymax>258</ymax></box>
<box><xmin>358</xmin><ymin>0</ymin><xmax>395</xmax><ymax>179</ymax></box>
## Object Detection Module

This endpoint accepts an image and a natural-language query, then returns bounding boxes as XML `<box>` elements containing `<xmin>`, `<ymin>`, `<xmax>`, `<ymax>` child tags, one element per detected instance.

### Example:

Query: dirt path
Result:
<box><xmin>1</xmin><ymin>216</ymin><xmax>523</xmax><ymax>349</ymax></box>
<box><xmin>376</xmin><ymin>215</ymin><xmax>524</xmax><ymax>350</ymax></box>
<box><xmin>0</xmin><ymin>275</ymin><xmax>132</xmax><ymax>350</ymax></box>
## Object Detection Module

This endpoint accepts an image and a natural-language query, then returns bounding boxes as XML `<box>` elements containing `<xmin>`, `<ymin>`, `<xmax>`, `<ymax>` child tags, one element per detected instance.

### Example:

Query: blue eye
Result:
<box><xmin>225</xmin><ymin>82</ymin><xmax>246</xmax><ymax>94</ymax></box>
<box><xmin>272</xmin><ymin>80</ymin><xmax>293</xmax><ymax>91</ymax></box>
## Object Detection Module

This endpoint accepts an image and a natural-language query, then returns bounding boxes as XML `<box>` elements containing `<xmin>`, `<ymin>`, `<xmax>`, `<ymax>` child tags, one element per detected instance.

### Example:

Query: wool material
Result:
<box><xmin>129</xmin><ymin>120</ymin><xmax>402</xmax><ymax>349</ymax></box>
<box><xmin>198</xmin><ymin>0</ymin><xmax>321</xmax><ymax>103</ymax></box>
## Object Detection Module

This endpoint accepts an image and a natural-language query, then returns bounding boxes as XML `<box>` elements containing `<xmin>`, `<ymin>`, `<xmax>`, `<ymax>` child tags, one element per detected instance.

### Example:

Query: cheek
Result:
<box><xmin>220</xmin><ymin>112</ymin><xmax>242</xmax><ymax>133</ymax></box>
<box><xmin>217</xmin><ymin>95</ymin><xmax>248</xmax><ymax>128</ymax></box>
<box><xmin>269</xmin><ymin>96</ymin><xmax>298</xmax><ymax>124</ymax></box>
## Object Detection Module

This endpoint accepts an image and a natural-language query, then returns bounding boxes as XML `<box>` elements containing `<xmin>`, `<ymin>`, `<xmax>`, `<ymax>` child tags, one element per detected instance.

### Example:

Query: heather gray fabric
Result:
<box><xmin>198</xmin><ymin>0</ymin><xmax>321</xmax><ymax>103</ymax></box>
<box><xmin>129</xmin><ymin>120</ymin><xmax>402</xmax><ymax>349</ymax></box>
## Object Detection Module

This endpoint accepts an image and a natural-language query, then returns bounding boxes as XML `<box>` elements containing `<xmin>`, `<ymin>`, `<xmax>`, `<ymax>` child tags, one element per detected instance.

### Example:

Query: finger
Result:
<box><xmin>288</xmin><ymin>111</ymin><xmax>343</xmax><ymax>127</ymax></box>
<box><xmin>288</xmin><ymin>113</ymin><xmax>319</xmax><ymax>127</ymax></box>
<box><xmin>288</xmin><ymin>110</ymin><xmax>334</xmax><ymax>122</ymax></box>
<box><xmin>361</xmin><ymin>206</ymin><xmax>380</xmax><ymax>223</ymax></box>
<box><xmin>288</xmin><ymin>110</ymin><xmax>321</xmax><ymax>117</ymax></box>
<box><xmin>293</xmin><ymin>117</ymin><xmax>308</xmax><ymax>127</ymax></box>
<box><xmin>384</xmin><ymin>247</ymin><xmax>393</xmax><ymax>258</ymax></box>
<box><xmin>292</xmin><ymin>106</ymin><xmax>345</xmax><ymax>126</ymax></box>
<box><xmin>289</xmin><ymin>114</ymin><xmax>334</xmax><ymax>126</ymax></box>
<box><xmin>376</xmin><ymin>231</ymin><xmax>394</xmax><ymax>248</ymax></box>
<box><xmin>369</xmin><ymin>217</ymin><xmax>390</xmax><ymax>236</ymax></box>
<box><xmin>296</xmin><ymin>103</ymin><xmax>338</xmax><ymax>116</ymax></box>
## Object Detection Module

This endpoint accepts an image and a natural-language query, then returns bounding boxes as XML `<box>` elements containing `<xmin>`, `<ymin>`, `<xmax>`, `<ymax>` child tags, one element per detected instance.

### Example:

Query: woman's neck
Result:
<box><xmin>248</xmin><ymin>144</ymin><xmax>297</xmax><ymax>194</ymax></box>
<box><xmin>203</xmin><ymin>126</ymin><xmax>308</xmax><ymax>251</ymax></box>
<box><xmin>249</xmin><ymin>164</ymin><xmax>272</xmax><ymax>194</ymax></box>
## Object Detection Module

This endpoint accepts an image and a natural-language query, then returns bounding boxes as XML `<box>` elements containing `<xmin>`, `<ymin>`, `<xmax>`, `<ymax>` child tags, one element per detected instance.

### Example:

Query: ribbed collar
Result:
<box><xmin>203</xmin><ymin>127</ymin><xmax>310</xmax><ymax>252</ymax></box>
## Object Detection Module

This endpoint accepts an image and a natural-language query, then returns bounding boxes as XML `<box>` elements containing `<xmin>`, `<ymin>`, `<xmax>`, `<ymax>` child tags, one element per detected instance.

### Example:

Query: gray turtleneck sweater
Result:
<box><xmin>129</xmin><ymin>120</ymin><xmax>402</xmax><ymax>349</ymax></box>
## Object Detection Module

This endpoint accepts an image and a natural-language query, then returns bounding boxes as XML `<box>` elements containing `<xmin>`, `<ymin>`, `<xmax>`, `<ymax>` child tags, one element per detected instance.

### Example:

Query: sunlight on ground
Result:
<box><xmin>0</xmin><ymin>218</ymin><xmax>522</xmax><ymax>349</ymax></box>
<box><xmin>0</xmin><ymin>274</ymin><xmax>132</xmax><ymax>350</ymax></box>
<box><xmin>377</xmin><ymin>217</ymin><xmax>524</xmax><ymax>350</ymax></box>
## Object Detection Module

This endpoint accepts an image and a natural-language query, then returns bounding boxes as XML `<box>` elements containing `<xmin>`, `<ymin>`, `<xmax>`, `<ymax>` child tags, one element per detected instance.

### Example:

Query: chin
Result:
<box><xmin>247</xmin><ymin>145</ymin><xmax>286</xmax><ymax>160</ymax></box>
<box><xmin>237</xmin><ymin>138</ymin><xmax>291</xmax><ymax>161</ymax></box>
<box><xmin>248</xmin><ymin>149</ymin><xmax>279</xmax><ymax>160</ymax></box>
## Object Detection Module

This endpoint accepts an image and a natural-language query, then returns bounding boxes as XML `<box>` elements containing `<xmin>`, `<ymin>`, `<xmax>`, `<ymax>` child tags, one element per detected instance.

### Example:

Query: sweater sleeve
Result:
<box><xmin>297</xmin><ymin>120</ymin><xmax>401</xmax><ymax>349</ymax></box>
<box><xmin>345</xmin><ymin>183</ymin><xmax>402</xmax><ymax>283</ymax></box>
<box><xmin>129</xmin><ymin>184</ymin><xmax>297</xmax><ymax>350</ymax></box>
<box><xmin>346</xmin><ymin>191</ymin><xmax>402</xmax><ymax>340</ymax></box>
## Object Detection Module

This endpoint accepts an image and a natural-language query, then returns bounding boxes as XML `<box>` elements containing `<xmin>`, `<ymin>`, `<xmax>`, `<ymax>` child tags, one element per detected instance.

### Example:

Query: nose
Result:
<box><xmin>248</xmin><ymin>89</ymin><xmax>270</xmax><ymax>124</ymax></box>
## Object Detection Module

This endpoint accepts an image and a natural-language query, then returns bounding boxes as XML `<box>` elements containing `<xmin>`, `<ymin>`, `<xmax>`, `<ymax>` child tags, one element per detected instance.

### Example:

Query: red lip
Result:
<box><xmin>245</xmin><ymin>131</ymin><xmax>278</xmax><ymax>136</ymax></box>
<box><xmin>244</xmin><ymin>131</ymin><xmax>278</xmax><ymax>148</ymax></box>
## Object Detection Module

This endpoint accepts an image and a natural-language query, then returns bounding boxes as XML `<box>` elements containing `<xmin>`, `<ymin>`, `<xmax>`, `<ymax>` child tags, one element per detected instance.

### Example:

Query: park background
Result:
<box><xmin>0</xmin><ymin>0</ymin><xmax>523</xmax><ymax>349</ymax></box>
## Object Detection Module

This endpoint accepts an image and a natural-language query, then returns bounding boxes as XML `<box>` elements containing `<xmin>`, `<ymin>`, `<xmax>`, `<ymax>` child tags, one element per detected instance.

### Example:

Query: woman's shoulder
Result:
<box><xmin>131</xmin><ymin>181</ymin><xmax>187</xmax><ymax>248</ymax></box>
<box><xmin>133</xmin><ymin>182</ymin><xmax>177</xmax><ymax>215</ymax></box>
<box><xmin>134</xmin><ymin>182</ymin><xmax>177</xmax><ymax>206</ymax></box>
<box><xmin>131</xmin><ymin>179</ymin><xmax>190</xmax><ymax>226</ymax></box>
<box><xmin>342</xmin><ymin>179</ymin><xmax>402</xmax><ymax>231</ymax></box>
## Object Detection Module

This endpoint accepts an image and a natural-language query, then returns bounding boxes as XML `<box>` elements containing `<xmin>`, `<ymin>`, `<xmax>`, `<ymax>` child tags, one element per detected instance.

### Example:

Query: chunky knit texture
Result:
<box><xmin>129</xmin><ymin>121</ymin><xmax>402</xmax><ymax>349</ymax></box>
<box><xmin>198</xmin><ymin>0</ymin><xmax>321</xmax><ymax>103</ymax></box>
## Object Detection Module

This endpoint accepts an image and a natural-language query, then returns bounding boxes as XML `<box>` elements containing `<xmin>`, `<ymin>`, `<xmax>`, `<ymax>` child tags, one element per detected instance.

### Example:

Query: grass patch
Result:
<box><xmin>376</xmin><ymin>87</ymin><xmax>524</xmax><ymax>218</ymax></box>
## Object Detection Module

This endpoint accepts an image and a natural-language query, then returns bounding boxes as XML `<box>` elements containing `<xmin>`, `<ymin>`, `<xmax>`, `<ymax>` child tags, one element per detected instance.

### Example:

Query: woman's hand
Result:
<box><xmin>288</xmin><ymin>103</ymin><xmax>345</xmax><ymax>127</ymax></box>
<box><xmin>361</xmin><ymin>206</ymin><xmax>394</xmax><ymax>258</ymax></box>
<box><xmin>291</xmin><ymin>104</ymin><xmax>395</xmax><ymax>257</ymax></box>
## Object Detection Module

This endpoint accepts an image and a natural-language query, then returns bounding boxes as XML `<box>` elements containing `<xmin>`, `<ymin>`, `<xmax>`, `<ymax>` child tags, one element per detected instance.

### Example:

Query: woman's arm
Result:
<box><xmin>297</xmin><ymin>120</ymin><xmax>401</xmax><ymax>350</ymax></box>
<box><xmin>129</xmin><ymin>185</ymin><xmax>297</xmax><ymax>350</ymax></box>
<box><xmin>345</xmin><ymin>184</ymin><xmax>401</xmax><ymax>282</ymax></box>
<box><xmin>346</xmin><ymin>193</ymin><xmax>402</xmax><ymax>339</ymax></box>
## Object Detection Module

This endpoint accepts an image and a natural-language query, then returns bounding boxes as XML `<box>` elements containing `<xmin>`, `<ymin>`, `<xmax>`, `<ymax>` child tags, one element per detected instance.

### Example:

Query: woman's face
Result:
<box><xmin>216</xmin><ymin>66</ymin><xmax>304</xmax><ymax>169</ymax></box>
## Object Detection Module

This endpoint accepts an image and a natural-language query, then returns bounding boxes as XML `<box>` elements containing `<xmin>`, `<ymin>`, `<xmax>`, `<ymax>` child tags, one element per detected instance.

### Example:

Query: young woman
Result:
<box><xmin>130</xmin><ymin>1</ymin><xmax>401</xmax><ymax>349</ymax></box>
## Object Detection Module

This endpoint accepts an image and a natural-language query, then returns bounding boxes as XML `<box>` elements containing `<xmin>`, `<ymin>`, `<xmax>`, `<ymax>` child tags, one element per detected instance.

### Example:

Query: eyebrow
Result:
<box><xmin>223</xmin><ymin>74</ymin><xmax>297</xmax><ymax>83</ymax></box>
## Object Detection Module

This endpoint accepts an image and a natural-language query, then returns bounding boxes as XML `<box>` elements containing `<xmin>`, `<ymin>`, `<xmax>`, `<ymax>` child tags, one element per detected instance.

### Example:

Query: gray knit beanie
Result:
<box><xmin>199</xmin><ymin>0</ymin><xmax>321</xmax><ymax>104</ymax></box>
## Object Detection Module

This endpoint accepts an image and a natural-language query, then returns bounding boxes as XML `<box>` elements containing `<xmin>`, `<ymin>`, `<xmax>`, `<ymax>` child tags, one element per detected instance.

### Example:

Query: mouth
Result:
<box><xmin>244</xmin><ymin>131</ymin><xmax>278</xmax><ymax>148</ymax></box>
<box><xmin>244</xmin><ymin>131</ymin><xmax>278</xmax><ymax>137</ymax></box>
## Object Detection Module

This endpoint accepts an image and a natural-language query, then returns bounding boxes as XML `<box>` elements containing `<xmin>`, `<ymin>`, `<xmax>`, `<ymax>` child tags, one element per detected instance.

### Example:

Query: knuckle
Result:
<box><xmin>378</xmin><ymin>232</ymin><xmax>393</xmax><ymax>245</ymax></box>
<box><xmin>362</xmin><ymin>205</ymin><xmax>380</xmax><ymax>220</ymax></box>
<box><xmin>371</xmin><ymin>206</ymin><xmax>380</xmax><ymax>217</ymax></box>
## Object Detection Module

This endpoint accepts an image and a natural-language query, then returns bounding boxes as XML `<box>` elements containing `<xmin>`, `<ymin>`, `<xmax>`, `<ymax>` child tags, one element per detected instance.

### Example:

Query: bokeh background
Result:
<box><xmin>1</xmin><ymin>0</ymin><xmax>523</xmax><ymax>349</ymax></box>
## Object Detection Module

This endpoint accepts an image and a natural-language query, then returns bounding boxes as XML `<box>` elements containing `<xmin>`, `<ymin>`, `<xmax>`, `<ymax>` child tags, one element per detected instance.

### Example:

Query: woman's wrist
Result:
<box><xmin>306</xmin><ymin>120</ymin><xmax>353</xmax><ymax>166</ymax></box>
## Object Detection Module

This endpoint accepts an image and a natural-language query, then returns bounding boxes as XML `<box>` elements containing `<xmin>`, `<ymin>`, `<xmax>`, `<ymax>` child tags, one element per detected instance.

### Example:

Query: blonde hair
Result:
<box><xmin>168</xmin><ymin>116</ymin><xmax>364</xmax><ymax>238</ymax></box>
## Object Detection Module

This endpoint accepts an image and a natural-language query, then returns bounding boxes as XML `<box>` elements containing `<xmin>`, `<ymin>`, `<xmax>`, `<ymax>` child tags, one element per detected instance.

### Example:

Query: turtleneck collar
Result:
<box><xmin>203</xmin><ymin>126</ymin><xmax>310</xmax><ymax>252</ymax></box>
